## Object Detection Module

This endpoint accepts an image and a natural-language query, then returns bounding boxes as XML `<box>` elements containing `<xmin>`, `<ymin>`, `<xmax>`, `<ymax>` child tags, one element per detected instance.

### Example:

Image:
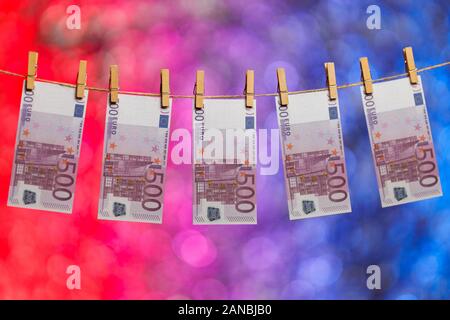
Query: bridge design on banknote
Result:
<box><xmin>374</xmin><ymin>136</ymin><xmax>419</xmax><ymax>189</ymax></box>
<box><xmin>285</xmin><ymin>150</ymin><xmax>330</xmax><ymax>198</ymax></box>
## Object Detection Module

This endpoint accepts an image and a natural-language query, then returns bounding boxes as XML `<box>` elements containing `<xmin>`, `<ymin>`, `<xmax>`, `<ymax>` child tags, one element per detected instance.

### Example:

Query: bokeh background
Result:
<box><xmin>0</xmin><ymin>0</ymin><xmax>449</xmax><ymax>299</ymax></box>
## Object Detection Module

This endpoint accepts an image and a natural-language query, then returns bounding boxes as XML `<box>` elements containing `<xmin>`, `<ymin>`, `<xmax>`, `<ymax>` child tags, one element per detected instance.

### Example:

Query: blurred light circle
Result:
<box><xmin>297</xmin><ymin>254</ymin><xmax>342</xmax><ymax>288</ymax></box>
<box><xmin>149</xmin><ymin>262</ymin><xmax>190</xmax><ymax>293</ymax></box>
<box><xmin>293</xmin><ymin>221</ymin><xmax>328</xmax><ymax>250</ymax></box>
<box><xmin>230</xmin><ymin>278</ymin><xmax>274</xmax><ymax>300</ymax></box>
<box><xmin>138</xmin><ymin>229</ymin><xmax>171</xmax><ymax>261</ymax></box>
<box><xmin>167</xmin><ymin>294</ymin><xmax>191</xmax><ymax>300</ymax></box>
<box><xmin>46</xmin><ymin>254</ymin><xmax>72</xmax><ymax>283</ymax></box>
<box><xmin>80</xmin><ymin>239</ymin><xmax>117</xmax><ymax>277</ymax></box>
<box><xmin>432</xmin><ymin>210</ymin><xmax>450</xmax><ymax>245</ymax></box>
<box><xmin>396</xmin><ymin>293</ymin><xmax>418</xmax><ymax>300</ymax></box>
<box><xmin>192</xmin><ymin>278</ymin><xmax>228</xmax><ymax>299</ymax></box>
<box><xmin>172</xmin><ymin>230</ymin><xmax>217</xmax><ymax>268</ymax></box>
<box><xmin>281</xmin><ymin>279</ymin><xmax>315</xmax><ymax>299</ymax></box>
<box><xmin>241</xmin><ymin>236</ymin><xmax>279</xmax><ymax>271</ymax></box>
<box><xmin>344</xmin><ymin>147</ymin><xmax>357</xmax><ymax>179</ymax></box>
<box><xmin>263</xmin><ymin>61</ymin><xmax>300</xmax><ymax>92</ymax></box>
<box><xmin>412</xmin><ymin>254</ymin><xmax>440</xmax><ymax>286</ymax></box>
<box><xmin>438</xmin><ymin>126</ymin><xmax>450</xmax><ymax>162</ymax></box>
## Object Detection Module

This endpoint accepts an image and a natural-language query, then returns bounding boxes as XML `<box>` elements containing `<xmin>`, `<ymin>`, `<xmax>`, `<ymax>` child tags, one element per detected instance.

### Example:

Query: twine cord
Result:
<box><xmin>0</xmin><ymin>61</ymin><xmax>448</xmax><ymax>99</ymax></box>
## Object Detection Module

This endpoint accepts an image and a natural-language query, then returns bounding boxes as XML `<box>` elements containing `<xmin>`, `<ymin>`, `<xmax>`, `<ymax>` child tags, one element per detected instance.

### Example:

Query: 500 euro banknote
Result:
<box><xmin>193</xmin><ymin>99</ymin><xmax>257</xmax><ymax>224</ymax></box>
<box><xmin>98</xmin><ymin>94</ymin><xmax>171</xmax><ymax>223</ymax></box>
<box><xmin>276</xmin><ymin>91</ymin><xmax>351</xmax><ymax>219</ymax></box>
<box><xmin>8</xmin><ymin>81</ymin><xmax>88</xmax><ymax>213</ymax></box>
<box><xmin>361</xmin><ymin>76</ymin><xmax>442</xmax><ymax>207</ymax></box>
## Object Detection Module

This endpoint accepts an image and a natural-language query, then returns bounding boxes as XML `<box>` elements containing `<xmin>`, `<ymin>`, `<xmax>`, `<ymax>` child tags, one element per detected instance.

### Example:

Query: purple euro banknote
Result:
<box><xmin>276</xmin><ymin>91</ymin><xmax>351</xmax><ymax>219</ymax></box>
<box><xmin>8</xmin><ymin>81</ymin><xmax>88</xmax><ymax>213</ymax></box>
<box><xmin>361</xmin><ymin>76</ymin><xmax>442</xmax><ymax>207</ymax></box>
<box><xmin>193</xmin><ymin>99</ymin><xmax>257</xmax><ymax>224</ymax></box>
<box><xmin>98</xmin><ymin>94</ymin><xmax>171</xmax><ymax>223</ymax></box>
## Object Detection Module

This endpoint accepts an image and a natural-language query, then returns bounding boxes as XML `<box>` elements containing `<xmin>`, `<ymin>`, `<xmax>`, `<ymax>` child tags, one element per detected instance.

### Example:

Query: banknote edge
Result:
<box><xmin>288</xmin><ymin>208</ymin><xmax>351</xmax><ymax>220</ymax></box>
<box><xmin>379</xmin><ymin>190</ymin><xmax>443</xmax><ymax>208</ymax></box>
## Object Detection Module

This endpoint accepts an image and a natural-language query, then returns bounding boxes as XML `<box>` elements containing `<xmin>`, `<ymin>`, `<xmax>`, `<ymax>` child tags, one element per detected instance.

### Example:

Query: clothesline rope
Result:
<box><xmin>0</xmin><ymin>61</ymin><xmax>448</xmax><ymax>99</ymax></box>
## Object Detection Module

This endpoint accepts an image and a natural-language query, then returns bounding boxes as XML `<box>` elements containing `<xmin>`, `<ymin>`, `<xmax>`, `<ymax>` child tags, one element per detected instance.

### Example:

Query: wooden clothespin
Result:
<box><xmin>324</xmin><ymin>62</ymin><xmax>337</xmax><ymax>100</ymax></box>
<box><xmin>109</xmin><ymin>65</ymin><xmax>119</xmax><ymax>104</ymax></box>
<box><xmin>245</xmin><ymin>70</ymin><xmax>254</xmax><ymax>108</ymax></box>
<box><xmin>359</xmin><ymin>57</ymin><xmax>373</xmax><ymax>95</ymax></box>
<box><xmin>194</xmin><ymin>70</ymin><xmax>204</xmax><ymax>109</ymax></box>
<box><xmin>160</xmin><ymin>69</ymin><xmax>170</xmax><ymax>109</ymax></box>
<box><xmin>403</xmin><ymin>46</ymin><xmax>418</xmax><ymax>85</ymax></box>
<box><xmin>76</xmin><ymin>60</ymin><xmax>87</xmax><ymax>100</ymax></box>
<box><xmin>26</xmin><ymin>51</ymin><xmax>38</xmax><ymax>91</ymax></box>
<box><xmin>276</xmin><ymin>68</ymin><xmax>288</xmax><ymax>106</ymax></box>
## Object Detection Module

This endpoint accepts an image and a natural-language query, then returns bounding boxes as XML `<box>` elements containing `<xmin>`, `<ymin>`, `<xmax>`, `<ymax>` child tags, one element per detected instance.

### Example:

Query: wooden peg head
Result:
<box><xmin>325</xmin><ymin>62</ymin><xmax>337</xmax><ymax>100</ymax></box>
<box><xmin>76</xmin><ymin>60</ymin><xmax>87</xmax><ymax>100</ymax></box>
<box><xmin>194</xmin><ymin>70</ymin><xmax>204</xmax><ymax>109</ymax></box>
<box><xmin>26</xmin><ymin>51</ymin><xmax>38</xmax><ymax>91</ymax></box>
<box><xmin>160</xmin><ymin>69</ymin><xmax>170</xmax><ymax>109</ymax></box>
<box><xmin>245</xmin><ymin>70</ymin><xmax>255</xmax><ymax>108</ymax></box>
<box><xmin>403</xmin><ymin>47</ymin><xmax>418</xmax><ymax>85</ymax></box>
<box><xmin>276</xmin><ymin>68</ymin><xmax>288</xmax><ymax>106</ymax></box>
<box><xmin>359</xmin><ymin>57</ymin><xmax>373</xmax><ymax>95</ymax></box>
<box><xmin>109</xmin><ymin>65</ymin><xmax>119</xmax><ymax>104</ymax></box>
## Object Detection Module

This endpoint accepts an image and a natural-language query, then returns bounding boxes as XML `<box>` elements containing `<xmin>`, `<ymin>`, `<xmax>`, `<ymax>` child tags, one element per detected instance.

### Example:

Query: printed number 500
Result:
<box><xmin>52</xmin><ymin>159</ymin><xmax>76</xmax><ymax>201</ymax></box>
